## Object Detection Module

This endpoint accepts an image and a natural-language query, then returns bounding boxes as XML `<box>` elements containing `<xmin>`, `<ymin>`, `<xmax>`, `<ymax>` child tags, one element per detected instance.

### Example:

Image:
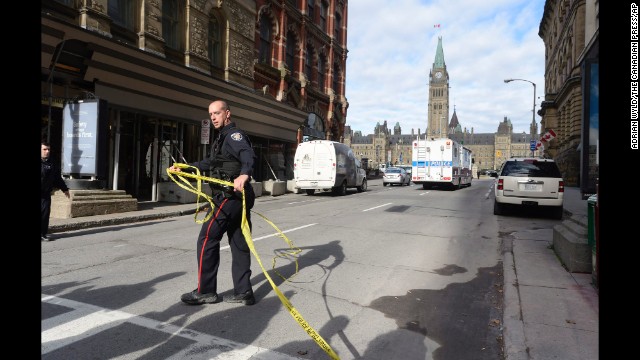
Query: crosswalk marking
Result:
<box><xmin>42</xmin><ymin>294</ymin><xmax>303</xmax><ymax>359</ymax></box>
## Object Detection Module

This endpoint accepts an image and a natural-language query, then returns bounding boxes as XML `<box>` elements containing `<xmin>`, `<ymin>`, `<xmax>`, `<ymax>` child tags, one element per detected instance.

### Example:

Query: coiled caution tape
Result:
<box><xmin>167</xmin><ymin>164</ymin><xmax>340</xmax><ymax>360</ymax></box>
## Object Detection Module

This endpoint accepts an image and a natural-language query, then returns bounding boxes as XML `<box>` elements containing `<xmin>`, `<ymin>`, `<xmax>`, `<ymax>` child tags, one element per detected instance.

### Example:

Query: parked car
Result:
<box><xmin>383</xmin><ymin>167</ymin><xmax>410</xmax><ymax>186</ymax></box>
<box><xmin>479</xmin><ymin>169</ymin><xmax>498</xmax><ymax>177</ymax></box>
<box><xmin>493</xmin><ymin>157</ymin><xmax>564</xmax><ymax>219</ymax></box>
<box><xmin>396</xmin><ymin>165</ymin><xmax>412</xmax><ymax>177</ymax></box>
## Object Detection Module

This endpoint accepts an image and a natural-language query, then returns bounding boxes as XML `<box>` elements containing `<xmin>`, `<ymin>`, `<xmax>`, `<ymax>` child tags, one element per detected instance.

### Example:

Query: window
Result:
<box><xmin>305</xmin><ymin>44</ymin><xmax>314</xmax><ymax>81</ymax></box>
<box><xmin>108</xmin><ymin>0</ymin><xmax>135</xmax><ymax>30</ymax></box>
<box><xmin>334</xmin><ymin>12</ymin><xmax>342</xmax><ymax>40</ymax></box>
<box><xmin>333</xmin><ymin>62</ymin><xmax>340</xmax><ymax>94</ymax></box>
<box><xmin>307</xmin><ymin>0</ymin><xmax>315</xmax><ymax>21</ymax></box>
<box><xmin>501</xmin><ymin>159</ymin><xmax>562</xmax><ymax>178</ymax></box>
<box><xmin>209</xmin><ymin>14</ymin><xmax>222</xmax><ymax>68</ymax></box>
<box><xmin>285</xmin><ymin>32</ymin><xmax>296</xmax><ymax>71</ymax></box>
<box><xmin>320</xmin><ymin>1</ymin><xmax>328</xmax><ymax>31</ymax></box>
<box><xmin>162</xmin><ymin>0</ymin><xmax>183</xmax><ymax>50</ymax></box>
<box><xmin>317</xmin><ymin>54</ymin><xmax>326</xmax><ymax>90</ymax></box>
<box><xmin>259</xmin><ymin>13</ymin><xmax>272</xmax><ymax>64</ymax></box>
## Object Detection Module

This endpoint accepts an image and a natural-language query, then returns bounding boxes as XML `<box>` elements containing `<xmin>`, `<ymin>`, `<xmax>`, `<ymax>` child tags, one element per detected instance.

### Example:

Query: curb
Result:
<box><xmin>502</xmin><ymin>247</ymin><xmax>528</xmax><ymax>360</ymax></box>
<box><xmin>48</xmin><ymin>207</ymin><xmax>201</xmax><ymax>233</ymax></box>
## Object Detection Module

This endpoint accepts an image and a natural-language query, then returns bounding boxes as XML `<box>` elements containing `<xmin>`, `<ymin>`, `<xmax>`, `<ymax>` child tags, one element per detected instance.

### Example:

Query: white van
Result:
<box><xmin>294</xmin><ymin>140</ymin><xmax>368</xmax><ymax>195</ymax></box>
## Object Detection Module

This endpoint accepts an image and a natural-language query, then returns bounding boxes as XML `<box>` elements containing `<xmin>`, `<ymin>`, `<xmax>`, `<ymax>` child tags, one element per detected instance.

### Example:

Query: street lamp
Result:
<box><xmin>504</xmin><ymin>78</ymin><xmax>536</xmax><ymax>156</ymax></box>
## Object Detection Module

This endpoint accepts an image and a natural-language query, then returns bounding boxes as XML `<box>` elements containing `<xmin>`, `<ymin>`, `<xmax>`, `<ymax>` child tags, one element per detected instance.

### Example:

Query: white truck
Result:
<box><xmin>294</xmin><ymin>140</ymin><xmax>368</xmax><ymax>195</ymax></box>
<box><xmin>411</xmin><ymin>137</ymin><xmax>473</xmax><ymax>190</ymax></box>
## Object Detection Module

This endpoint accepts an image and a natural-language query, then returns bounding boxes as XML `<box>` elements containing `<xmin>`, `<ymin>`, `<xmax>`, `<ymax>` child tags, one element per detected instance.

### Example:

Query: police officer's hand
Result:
<box><xmin>169</xmin><ymin>165</ymin><xmax>181</xmax><ymax>172</ymax></box>
<box><xmin>234</xmin><ymin>174</ymin><xmax>249</xmax><ymax>192</ymax></box>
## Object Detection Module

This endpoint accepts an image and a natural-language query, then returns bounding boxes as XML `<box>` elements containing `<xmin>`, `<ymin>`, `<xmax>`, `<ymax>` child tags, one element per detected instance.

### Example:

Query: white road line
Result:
<box><xmin>287</xmin><ymin>198</ymin><xmax>322</xmax><ymax>205</ymax></box>
<box><xmin>419</xmin><ymin>191</ymin><xmax>430</xmax><ymax>196</ymax></box>
<box><xmin>221</xmin><ymin>223</ymin><xmax>317</xmax><ymax>250</ymax></box>
<box><xmin>485</xmin><ymin>185</ymin><xmax>494</xmax><ymax>199</ymax></box>
<box><xmin>42</xmin><ymin>295</ymin><xmax>302</xmax><ymax>359</ymax></box>
<box><xmin>362</xmin><ymin>203</ymin><xmax>392</xmax><ymax>212</ymax></box>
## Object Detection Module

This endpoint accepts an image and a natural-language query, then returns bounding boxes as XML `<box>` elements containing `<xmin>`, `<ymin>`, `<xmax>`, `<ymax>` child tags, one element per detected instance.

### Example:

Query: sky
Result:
<box><xmin>344</xmin><ymin>0</ymin><xmax>547</xmax><ymax>137</ymax></box>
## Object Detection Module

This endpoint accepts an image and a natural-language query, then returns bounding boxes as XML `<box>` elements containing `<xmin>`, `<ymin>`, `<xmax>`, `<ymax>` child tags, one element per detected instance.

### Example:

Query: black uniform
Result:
<box><xmin>188</xmin><ymin>122</ymin><xmax>256</xmax><ymax>297</ymax></box>
<box><xmin>41</xmin><ymin>157</ymin><xmax>69</xmax><ymax>238</ymax></box>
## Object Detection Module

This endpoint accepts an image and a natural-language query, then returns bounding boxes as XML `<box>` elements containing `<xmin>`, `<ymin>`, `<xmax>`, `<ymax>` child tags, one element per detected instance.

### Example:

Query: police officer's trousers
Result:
<box><xmin>195</xmin><ymin>184</ymin><xmax>255</xmax><ymax>295</ymax></box>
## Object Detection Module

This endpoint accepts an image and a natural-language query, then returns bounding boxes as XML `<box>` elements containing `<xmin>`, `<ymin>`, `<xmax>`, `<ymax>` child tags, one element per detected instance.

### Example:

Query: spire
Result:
<box><xmin>449</xmin><ymin>108</ymin><xmax>460</xmax><ymax>130</ymax></box>
<box><xmin>433</xmin><ymin>36</ymin><xmax>445</xmax><ymax>69</ymax></box>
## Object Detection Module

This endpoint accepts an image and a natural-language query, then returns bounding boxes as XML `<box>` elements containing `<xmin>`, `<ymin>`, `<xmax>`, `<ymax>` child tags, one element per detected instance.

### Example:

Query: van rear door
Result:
<box><xmin>294</xmin><ymin>141</ymin><xmax>336</xmax><ymax>186</ymax></box>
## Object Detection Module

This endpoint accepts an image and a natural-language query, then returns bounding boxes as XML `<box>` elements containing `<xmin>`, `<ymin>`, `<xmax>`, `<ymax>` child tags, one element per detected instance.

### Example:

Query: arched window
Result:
<box><xmin>162</xmin><ymin>0</ymin><xmax>183</xmax><ymax>51</ymax></box>
<box><xmin>108</xmin><ymin>0</ymin><xmax>135</xmax><ymax>30</ymax></box>
<box><xmin>305</xmin><ymin>44</ymin><xmax>314</xmax><ymax>82</ymax></box>
<box><xmin>209</xmin><ymin>14</ymin><xmax>222</xmax><ymax>68</ymax></box>
<box><xmin>259</xmin><ymin>13</ymin><xmax>271</xmax><ymax>64</ymax></box>
<box><xmin>285</xmin><ymin>32</ymin><xmax>296</xmax><ymax>72</ymax></box>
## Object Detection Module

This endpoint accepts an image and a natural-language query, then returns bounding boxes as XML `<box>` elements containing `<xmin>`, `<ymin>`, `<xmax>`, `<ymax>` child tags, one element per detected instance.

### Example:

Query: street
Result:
<box><xmin>42</xmin><ymin>178</ymin><xmax>560</xmax><ymax>360</ymax></box>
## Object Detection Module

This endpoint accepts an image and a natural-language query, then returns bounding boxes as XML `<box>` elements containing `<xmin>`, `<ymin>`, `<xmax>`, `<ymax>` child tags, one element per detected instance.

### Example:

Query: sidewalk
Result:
<box><xmin>502</xmin><ymin>186</ymin><xmax>599</xmax><ymax>360</ymax></box>
<box><xmin>46</xmin><ymin>186</ymin><xmax>599</xmax><ymax>359</ymax></box>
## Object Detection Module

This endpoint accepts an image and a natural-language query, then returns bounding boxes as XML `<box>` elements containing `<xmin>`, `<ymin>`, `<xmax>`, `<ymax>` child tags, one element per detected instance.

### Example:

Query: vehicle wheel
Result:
<box><xmin>422</xmin><ymin>183</ymin><xmax>430</xmax><ymax>190</ymax></box>
<box><xmin>305</xmin><ymin>189</ymin><xmax>315</xmax><ymax>195</ymax></box>
<box><xmin>333</xmin><ymin>181</ymin><xmax>347</xmax><ymax>196</ymax></box>
<box><xmin>493</xmin><ymin>200</ymin><xmax>504</xmax><ymax>215</ymax></box>
<box><xmin>551</xmin><ymin>206</ymin><xmax>563</xmax><ymax>220</ymax></box>
<box><xmin>357</xmin><ymin>179</ymin><xmax>367</xmax><ymax>192</ymax></box>
<box><xmin>383</xmin><ymin>182</ymin><xmax>388</xmax><ymax>187</ymax></box>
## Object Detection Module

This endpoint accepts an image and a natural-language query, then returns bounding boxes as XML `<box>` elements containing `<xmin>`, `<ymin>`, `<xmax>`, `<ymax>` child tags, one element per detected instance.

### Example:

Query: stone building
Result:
<box><xmin>538</xmin><ymin>0</ymin><xmax>599</xmax><ymax>195</ymax></box>
<box><xmin>41</xmin><ymin>0</ymin><xmax>349</xmax><ymax>201</ymax></box>
<box><xmin>344</xmin><ymin>114</ymin><xmax>539</xmax><ymax>174</ymax></box>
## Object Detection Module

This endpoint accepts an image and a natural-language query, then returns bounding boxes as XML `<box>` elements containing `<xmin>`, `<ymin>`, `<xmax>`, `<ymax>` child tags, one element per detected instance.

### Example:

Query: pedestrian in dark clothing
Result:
<box><xmin>169</xmin><ymin>100</ymin><xmax>257</xmax><ymax>306</ymax></box>
<box><xmin>41</xmin><ymin>141</ymin><xmax>70</xmax><ymax>241</ymax></box>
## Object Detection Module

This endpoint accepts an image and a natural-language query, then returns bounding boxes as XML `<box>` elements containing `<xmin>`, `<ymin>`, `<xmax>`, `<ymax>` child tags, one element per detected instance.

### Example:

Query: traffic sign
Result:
<box><xmin>530</xmin><ymin>140</ymin><xmax>536</xmax><ymax>151</ymax></box>
<box><xmin>201</xmin><ymin>126</ymin><xmax>210</xmax><ymax>144</ymax></box>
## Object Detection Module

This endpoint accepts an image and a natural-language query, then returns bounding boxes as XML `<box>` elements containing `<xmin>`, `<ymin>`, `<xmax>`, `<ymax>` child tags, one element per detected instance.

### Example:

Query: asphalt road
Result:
<box><xmin>42</xmin><ymin>178</ymin><xmax>508</xmax><ymax>360</ymax></box>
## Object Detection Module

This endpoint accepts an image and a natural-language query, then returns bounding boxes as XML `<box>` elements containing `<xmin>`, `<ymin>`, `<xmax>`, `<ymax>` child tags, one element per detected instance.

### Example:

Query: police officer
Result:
<box><xmin>170</xmin><ymin>100</ymin><xmax>257</xmax><ymax>305</ymax></box>
<box><xmin>41</xmin><ymin>141</ymin><xmax>70</xmax><ymax>241</ymax></box>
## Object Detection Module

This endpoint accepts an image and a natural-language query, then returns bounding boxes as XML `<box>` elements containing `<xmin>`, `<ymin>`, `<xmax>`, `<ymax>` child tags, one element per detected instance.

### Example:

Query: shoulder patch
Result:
<box><xmin>230</xmin><ymin>132</ymin><xmax>243</xmax><ymax>141</ymax></box>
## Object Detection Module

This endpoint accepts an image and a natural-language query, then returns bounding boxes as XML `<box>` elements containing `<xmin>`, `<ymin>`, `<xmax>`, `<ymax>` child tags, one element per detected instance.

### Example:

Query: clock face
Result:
<box><xmin>435</xmin><ymin>71</ymin><xmax>442</xmax><ymax>79</ymax></box>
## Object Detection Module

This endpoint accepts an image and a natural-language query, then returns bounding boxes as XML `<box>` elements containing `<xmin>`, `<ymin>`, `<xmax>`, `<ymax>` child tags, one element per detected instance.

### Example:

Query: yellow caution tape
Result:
<box><xmin>167</xmin><ymin>164</ymin><xmax>340</xmax><ymax>360</ymax></box>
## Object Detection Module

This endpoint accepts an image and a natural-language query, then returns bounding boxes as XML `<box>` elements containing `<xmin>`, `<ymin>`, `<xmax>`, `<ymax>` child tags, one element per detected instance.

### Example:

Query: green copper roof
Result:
<box><xmin>434</xmin><ymin>36</ymin><xmax>445</xmax><ymax>68</ymax></box>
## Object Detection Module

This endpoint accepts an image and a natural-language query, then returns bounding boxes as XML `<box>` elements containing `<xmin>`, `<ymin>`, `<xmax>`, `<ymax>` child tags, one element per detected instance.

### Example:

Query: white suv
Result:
<box><xmin>493</xmin><ymin>157</ymin><xmax>564</xmax><ymax>219</ymax></box>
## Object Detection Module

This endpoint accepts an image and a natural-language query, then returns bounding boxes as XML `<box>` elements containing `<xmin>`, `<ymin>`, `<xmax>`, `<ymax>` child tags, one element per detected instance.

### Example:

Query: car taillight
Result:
<box><xmin>497</xmin><ymin>179</ymin><xmax>504</xmax><ymax>190</ymax></box>
<box><xmin>558</xmin><ymin>180</ymin><xmax>564</xmax><ymax>192</ymax></box>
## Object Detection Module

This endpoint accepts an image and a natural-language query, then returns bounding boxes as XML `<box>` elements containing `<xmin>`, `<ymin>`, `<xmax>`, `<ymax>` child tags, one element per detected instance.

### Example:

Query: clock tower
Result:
<box><xmin>427</xmin><ymin>36</ymin><xmax>450</xmax><ymax>139</ymax></box>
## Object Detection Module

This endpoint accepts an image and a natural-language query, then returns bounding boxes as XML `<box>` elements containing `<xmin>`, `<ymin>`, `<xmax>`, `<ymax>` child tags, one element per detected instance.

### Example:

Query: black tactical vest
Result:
<box><xmin>209</xmin><ymin>125</ymin><xmax>251</xmax><ymax>182</ymax></box>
